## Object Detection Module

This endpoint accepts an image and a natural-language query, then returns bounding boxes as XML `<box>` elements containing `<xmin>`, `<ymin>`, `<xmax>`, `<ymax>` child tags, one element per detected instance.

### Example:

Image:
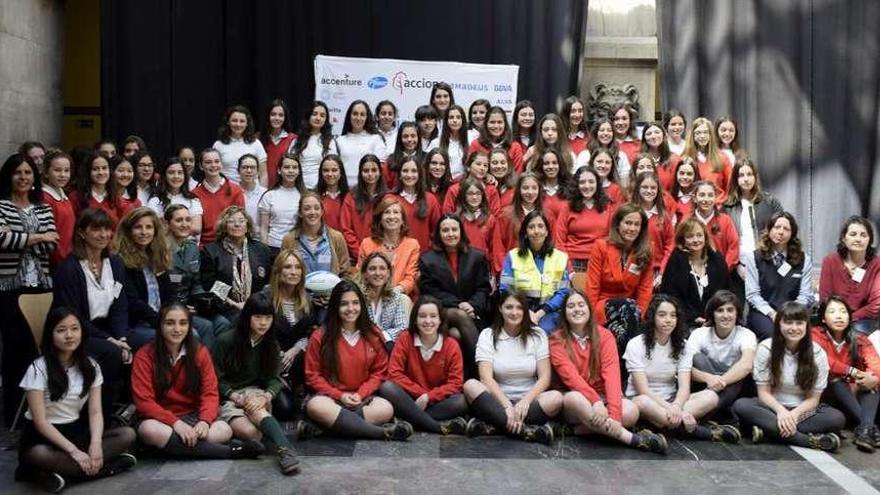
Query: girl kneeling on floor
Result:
<box><xmin>733</xmin><ymin>301</ymin><xmax>846</xmax><ymax>451</ymax></box>
<box><xmin>463</xmin><ymin>291</ymin><xmax>563</xmax><ymax>444</ymax></box>
<box><xmin>17</xmin><ymin>307</ymin><xmax>136</xmax><ymax>492</ymax></box>
<box><xmin>550</xmin><ymin>289</ymin><xmax>667</xmax><ymax>453</ymax></box>
<box><xmin>211</xmin><ymin>293</ymin><xmax>301</xmax><ymax>475</ymax></box>
<box><xmin>133</xmin><ymin>302</ymin><xmax>263</xmax><ymax>460</ymax></box>
<box><xmin>303</xmin><ymin>280</ymin><xmax>414</xmax><ymax>441</ymax></box>
<box><xmin>380</xmin><ymin>295</ymin><xmax>469</xmax><ymax>435</ymax></box>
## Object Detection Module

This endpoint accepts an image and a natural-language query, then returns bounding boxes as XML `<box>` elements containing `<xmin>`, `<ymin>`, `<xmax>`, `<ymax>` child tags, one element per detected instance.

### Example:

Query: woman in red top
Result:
<box><xmin>554</xmin><ymin>166</ymin><xmax>612</xmax><ymax>275</ymax></box>
<box><xmin>379</xmin><ymin>296</ymin><xmax>468</xmax><ymax>434</ymax></box>
<box><xmin>110</xmin><ymin>155</ymin><xmax>141</xmax><ymax>219</ymax></box>
<box><xmin>631</xmin><ymin>172</ymin><xmax>675</xmax><ymax>284</ymax></box>
<box><xmin>489</xmin><ymin>148</ymin><xmax>516</xmax><ymax>209</ymax></box>
<box><xmin>681</xmin><ymin>117</ymin><xmax>732</xmax><ymax>206</ymax></box>
<box><xmin>511</xmin><ymin>100</ymin><xmax>537</xmax><ymax>159</ymax></box>
<box><xmin>590</xmin><ymin>147</ymin><xmax>627</xmax><ymax>206</ymax></box>
<box><xmin>586</xmin><ymin>203</ymin><xmax>654</xmax><ymax>350</ymax></box>
<box><xmin>133</xmin><ymin>303</ymin><xmax>262</xmax><ymax>459</ymax></box>
<box><xmin>664</xmin><ymin>110</ymin><xmax>687</xmax><ymax>157</ymax></box>
<box><xmin>442</xmin><ymin>151</ymin><xmax>501</xmax><ymax>215</ymax></box>
<box><xmin>813</xmin><ymin>296</ymin><xmax>880</xmax><ymax>451</ymax></box>
<box><xmin>688</xmin><ymin>181</ymin><xmax>740</xmax><ymax>272</ymax></box>
<box><xmin>424</xmin><ymin>148</ymin><xmax>453</xmax><ymax>207</ymax></box>
<box><xmin>551</xmin><ymin>290</ymin><xmax>667</xmax><ymax>453</ymax></box>
<box><xmin>42</xmin><ymin>150</ymin><xmax>75</xmax><ymax>266</ymax></box>
<box><xmin>262</xmin><ymin>99</ymin><xmax>297</xmax><ymax>184</ymax></box>
<box><xmin>819</xmin><ymin>216</ymin><xmax>880</xmax><ymax>333</ymax></box>
<box><xmin>532</xmin><ymin>148</ymin><xmax>571</xmax><ymax>220</ymax></box>
<box><xmin>497</xmin><ymin>173</ymin><xmax>551</xmax><ymax>256</ymax></box>
<box><xmin>522</xmin><ymin>114</ymin><xmax>574</xmax><ymax>173</ymax></box>
<box><xmin>640</xmin><ymin>122</ymin><xmax>674</xmax><ymax>192</ymax></box>
<box><xmin>467</xmin><ymin>106</ymin><xmax>524</xmax><ymax>172</ymax></box>
<box><xmin>671</xmin><ymin>157</ymin><xmax>700</xmax><ymax>222</ymax></box>
<box><xmin>611</xmin><ymin>102</ymin><xmax>641</xmax><ymax>165</ymax></box>
<box><xmin>455</xmin><ymin>178</ymin><xmax>504</xmax><ymax>274</ymax></box>
<box><xmin>191</xmin><ymin>148</ymin><xmax>246</xmax><ymax>247</ymax></box>
<box><xmin>392</xmin><ymin>157</ymin><xmax>440</xmax><ymax>253</ymax></box>
<box><xmin>303</xmin><ymin>281</ymin><xmax>413</xmax><ymax>440</ymax></box>
<box><xmin>70</xmin><ymin>152</ymin><xmax>119</xmax><ymax>228</ymax></box>
<box><xmin>384</xmin><ymin>122</ymin><xmax>423</xmax><ymax>189</ymax></box>
<box><xmin>340</xmin><ymin>154</ymin><xmax>388</xmax><ymax>258</ymax></box>
<box><xmin>315</xmin><ymin>154</ymin><xmax>349</xmax><ymax>232</ymax></box>
<box><xmin>560</xmin><ymin>96</ymin><xmax>589</xmax><ymax>155</ymax></box>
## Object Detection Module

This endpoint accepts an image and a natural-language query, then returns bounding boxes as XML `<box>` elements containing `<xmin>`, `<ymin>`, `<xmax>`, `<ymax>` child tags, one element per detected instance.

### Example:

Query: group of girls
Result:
<box><xmin>6</xmin><ymin>83</ymin><xmax>880</xmax><ymax>491</ymax></box>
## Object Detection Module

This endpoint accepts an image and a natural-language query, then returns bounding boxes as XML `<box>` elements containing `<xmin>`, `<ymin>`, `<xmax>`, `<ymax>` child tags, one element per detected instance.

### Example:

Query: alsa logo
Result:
<box><xmin>367</xmin><ymin>76</ymin><xmax>388</xmax><ymax>89</ymax></box>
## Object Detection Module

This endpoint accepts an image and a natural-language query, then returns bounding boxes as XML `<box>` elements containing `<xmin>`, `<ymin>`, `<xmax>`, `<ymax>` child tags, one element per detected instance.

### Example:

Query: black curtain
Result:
<box><xmin>658</xmin><ymin>0</ymin><xmax>880</xmax><ymax>258</ymax></box>
<box><xmin>101</xmin><ymin>0</ymin><xmax>588</xmax><ymax>161</ymax></box>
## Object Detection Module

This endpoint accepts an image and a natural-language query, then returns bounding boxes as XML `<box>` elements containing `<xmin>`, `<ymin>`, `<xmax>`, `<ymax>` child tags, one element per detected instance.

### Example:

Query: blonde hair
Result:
<box><xmin>215</xmin><ymin>205</ymin><xmax>256</xmax><ymax>243</ymax></box>
<box><xmin>114</xmin><ymin>207</ymin><xmax>171</xmax><ymax>272</ymax></box>
<box><xmin>682</xmin><ymin>117</ymin><xmax>724</xmax><ymax>173</ymax></box>
<box><xmin>268</xmin><ymin>249</ymin><xmax>310</xmax><ymax>316</ymax></box>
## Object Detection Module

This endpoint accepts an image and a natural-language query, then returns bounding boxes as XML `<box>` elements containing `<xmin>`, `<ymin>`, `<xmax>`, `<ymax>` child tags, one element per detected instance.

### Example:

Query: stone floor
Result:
<box><xmin>2</xmin><ymin>424</ymin><xmax>879</xmax><ymax>494</ymax></box>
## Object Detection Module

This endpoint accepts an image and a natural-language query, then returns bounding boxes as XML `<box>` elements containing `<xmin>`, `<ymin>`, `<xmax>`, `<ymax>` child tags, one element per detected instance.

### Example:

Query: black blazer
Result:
<box><xmin>418</xmin><ymin>248</ymin><xmax>492</xmax><ymax>320</ymax></box>
<box><xmin>658</xmin><ymin>248</ymin><xmax>731</xmax><ymax>327</ymax></box>
<box><xmin>53</xmin><ymin>254</ymin><xmax>129</xmax><ymax>340</ymax></box>
<box><xmin>124</xmin><ymin>265</ymin><xmax>172</xmax><ymax>328</ymax></box>
<box><xmin>201</xmin><ymin>238</ymin><xmax>272</xmax><ymax>299</ymax></box>
<box><xmin>259</xmin><ymin>286</ymin><xmax>319</xmax><ymax>351</ymax></box>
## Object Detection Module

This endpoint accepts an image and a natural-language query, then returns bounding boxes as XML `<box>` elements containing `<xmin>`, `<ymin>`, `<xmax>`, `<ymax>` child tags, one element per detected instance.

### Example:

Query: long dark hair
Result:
<box><xmin>517</xmin><ymin>210</ymin><xmax>554</xmax><ymax>257</ymax></box>
<box><xmin>758</xmin><ymin>211</ymin><xmax>805</xmax><ymax>268</ymax></box>
<box><xmin>293</xmin><ymin>101</ymin><xmax>334</xmax><ymax>156</ymax></box>
<box><xmin>315</xmin><ymin>154</ymin><xmax>350</xmax><ymax>196</ymax></box>
<box><xmin>432</xmin><ymin>213</ymin><xmax>470</xmax><ymax>253</ymax></box>
<box><xmin>569</xmin><ymin>166</ymin><xmax>609</xmax><ymax>213</ymax></box>
<box><xmin>388</xmin><ymin>121</ymin><xmax>423</xmax><ymax>175</ymax></box>
<box><xmin>768</xmin><ymin>302</ymin><xmax>817</xmax><ymax>391</ymax></box>
<box><xmin>491</xmin><ymin>291</ymin><xmax>541</xmax><ymax>349</ymax></box>
<box><xmin>75</xmin><ymin>152</ymin><xmax>111</xmax><ymax>211</ymax></box>
<box><xmin>818</xmin><ymin>296</ymin><xmax>861</xmax><ymax>368</ymax></box>
<box><xmin>353</xmin><ymin>154</ymin><xmax>387</xmax><ymax>214</ymax></box>
<box><xmin>608</xmin><ymin>203</ymin><xmax>652</xmax><ymax>270</ymax></box>
<box><xmin>320</xmin><ymin>281</ymin><xmax>383</xmax><ymax>382</ymax></box>
<box><xmin>552</xmin><ymin>289</ymin><xmax>602</xmax><ymax>378</ymax></box>
<box><xmin>0</xmin><ymin>153</ymin><xmax>43</xmax><ymax>204</ymax></box>
<box><xmin>836</xmin><ymin>215</ymin><xmax>876</xmax><ymax>261</ymax></box>
<box><xmin>641</xmin><ymin>295</ymin><xmax>687</xmax><ymax>360</ymax></box>
<box><xmin>225</xmin><ymin>293</ymin><xmax>280</xmax><ymax>378</ymax></box>
<box><xmin>439</xmin><ymin>105</ymin><xmax>469</xmax><ymax>152</ymax></box>
<box><xmin>407</xmin><ymin>295</ymin><xmax>448</xmax><ymax>336</ymax></box>
<box><xmin>342</xmin><ymin>100</ymin><xmax>379</xmax><ymax>135</ymax></box>
<box><xmin>218</xmin><ymin>105</ymin><xmax>258</xmax><ymax>144</ymax></box>
<box><xmin>40</xmin><ymin>307</ymin><xmax>96</xmax><ymax>401</ymax></box>
<box><xmin>392</xmin><ymin>156</ymin><xmax>429</xmax><ymax>219</ymax></box>
<box><xmin>153</xmin><ymin>302</ymin><xmax>201</xmax><ymax>400</ymax></box>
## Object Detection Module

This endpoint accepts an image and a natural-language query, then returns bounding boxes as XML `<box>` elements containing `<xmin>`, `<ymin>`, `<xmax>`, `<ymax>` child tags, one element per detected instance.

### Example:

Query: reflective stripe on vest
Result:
<box><xmin>508</xmin><ymin>249</ymin><xmax>569</xmax><ymax>302</ymax></box>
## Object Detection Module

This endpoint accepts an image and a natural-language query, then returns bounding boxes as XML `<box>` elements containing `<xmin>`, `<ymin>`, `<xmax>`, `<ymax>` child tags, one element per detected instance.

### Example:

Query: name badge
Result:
<box><xmin>112</xmin><ymin>281</ymin><xmax>123</xmax><ymax>299</ymax></box>
<box><xmin>169</xmin><ymin>273</ymin><xmax>183</xmax><ymax>283</ymax></box>
<box><xmin>852</xmin><ymin>267</ymin><xmax>867</xmax><ymax>283</ymax></box>
<box><xmin>628</xmin><ymin>263</ymin><xmax>642</xmax><ymax>275</ymax></box>
<box><xmin>777</xmin><ymin>261</ymin><xmax>792</xmax><ymax>277</ymax></box>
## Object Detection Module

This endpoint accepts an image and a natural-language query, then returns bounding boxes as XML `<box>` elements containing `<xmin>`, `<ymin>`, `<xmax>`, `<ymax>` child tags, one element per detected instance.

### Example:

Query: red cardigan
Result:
<box><xmin>388</xmin><ymin>331</ymin><xmax>463</xmax><ymax>403</ymax></box>
<box><xmin>549</xmin><ymin>326</ymin><xmax>623</xmax><ymax>421</ymax></box>
<box><xmin>304</xmin><ymin>328</ymin><xmax>388</xmax><ymax>400</ymax></box>
<box><xmin>812</xmin><ymin>327</ymin><xmax>880</xmax><ymax>379</ymax></box>
<box><xmin>131</xmin><ymin>343</ymin><xmax>220</xmax><ymax>426</ymax></box>
<box><xmin>819</xmin><ymin>254</ymin><xmax>880</xmax><ymax>322</ymax></box>
<box><xmin>264</xmin><ymin>133</ymin><xmax>297</xmax><ymax>184</ymax></box>
<box><xmin>339</xmin><ymin>194</ymin><xmax>374</xmax><ymax>256</ymax></box>
<box><xmin>553</xmin><ymin>202</ymin><xmax>612</xmax><ymax>261</ymax></box>
<box><xmin>696</xmin><ymin>154</ymin><xmax>733</xmax><ymax>206</ymax></box>
<box><xmin>192</xmin><ymin>180</ymin><xmax>245</xmax><ymax>247</ymax></box>
<box><xmin>42</xmin><ymin>189</ymin><xmax>75</xmax><ymax>266</ymax></box>
<box><xmin>442</xmin><ymin>180</ymin><xmax>501</xmax><ymax>216</ymax></box>
<box><xmin>645</xmin><ymin>211</ymin><xmax>675</xmax><ymax>273</ymax></box>
<box><xmin>392</xmin><ymin>192</ymin><xmax>441</xmax><ymax>254</ymax></box>
<box><xmin>586</xmin><ymin>239</ymin><xmax>654</xmax><ymax>325</ymax></box>
<box><xmin>461</xmin><ymin>214</ymin><xmax>505</xmax><ymax>275</ymax></box>
<box><xmin>322</xmin><ymin>192</ymin><xmax>345</xmax><ymax>232</ymax></box>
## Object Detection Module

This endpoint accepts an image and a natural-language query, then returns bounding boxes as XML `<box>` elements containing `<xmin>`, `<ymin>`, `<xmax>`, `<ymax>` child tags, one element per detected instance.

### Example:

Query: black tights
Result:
<box><xmin>826</xmin><ymin>380</ymin><xmax>880</xmax><ymax>429</ymax></box>
<box><xmin>378</xmin><ymin>381</ymin><xmax>467</xmax><ymax>433</ymax></box>
<box><xmin>21</xmin><ymin>427</ymin><xmax>135</xmax><ymax>478</ymax></box>
<box><xmin>469</xmin><ymin>391</ymin><xmax>550</xmax><ymax>436</ymax></box>
<box><xmin>733</xmin><ymin>397</ymin><xmax>845</xmax><ymax>446</ymax></box>
<box><xmin>445</xmin><ymin>308</ymin><xmax>478</xmax><ymax>378</ymax></box>
<box><xmin>691</xmin><ymin>352</ymin><xmax>745</xmax><ymax>415</ymax></box>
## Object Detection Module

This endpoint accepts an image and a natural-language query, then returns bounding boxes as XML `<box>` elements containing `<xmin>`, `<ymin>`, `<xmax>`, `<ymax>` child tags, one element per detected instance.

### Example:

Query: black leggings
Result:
<box><xmin>468</xmin><ymin>391</ymin><xmax>552</xmax><ymax>435</ymax></box>
<box><xmin>20</xmin><ymin>427</ymin><xmax>135</xmax><ymax>478</ymax></box>
<box><xmin>691</xmin><ymin>352</ymin><xmax>745</xmax><ymax>415</ymax></box>
<box><xmin>378</xmin><ymin>381</ymin><xmax>467</xmax><ymax>433</ymax></box>
<box><xmin>825</xmin><ymin>380</ymin><xmax>880</xmax><ymax>429</ymax></box>
<box><xmin>732</xmin><ymin>397</ymin><xmax>845</xmax><ymax>446</ymax></box>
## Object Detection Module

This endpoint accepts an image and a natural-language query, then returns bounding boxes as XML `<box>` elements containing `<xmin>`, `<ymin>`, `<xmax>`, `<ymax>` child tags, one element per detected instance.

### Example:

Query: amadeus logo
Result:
<box><xmin>367</xmin><ymin>76</ymin><xmax>388</xmax><ymax>89</ymax></box>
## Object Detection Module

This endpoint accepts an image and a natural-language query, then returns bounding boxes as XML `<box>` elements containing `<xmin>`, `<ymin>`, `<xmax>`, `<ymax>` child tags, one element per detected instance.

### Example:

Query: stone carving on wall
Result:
<box><xmin>587</xmin><ymin>83</ymin><xmax>641</xmax><ymax>122</ymax></box>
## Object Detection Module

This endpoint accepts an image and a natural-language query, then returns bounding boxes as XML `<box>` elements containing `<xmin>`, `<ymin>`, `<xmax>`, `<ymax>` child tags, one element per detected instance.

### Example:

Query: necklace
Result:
<box><xmin>88</xmin><ymin>259</ymin><xmax>101</xmax><ymax>279</ymax></box>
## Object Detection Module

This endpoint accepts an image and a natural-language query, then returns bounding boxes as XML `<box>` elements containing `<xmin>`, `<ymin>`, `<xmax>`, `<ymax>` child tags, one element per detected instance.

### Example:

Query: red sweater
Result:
<box><xmin>617</xmin><ymin>138</ymin><xmax>641</xmax><ymax>165</ymax></box>
<box><xmin>603</xmin><ymin>182</ymin><xmax>627</xmax><ymax>206</ymax></box>
<box><xmin>498</xmin><ymin>187</ymin><xmax>515</xmax><ymax>209</ymax></box>
<box><xmin>322</xmin><ymin>192</ymin><xmax>345</xmax><ymax>232</ymax></box>
<box><xmin>543</xmin><ymin>193</ymin><xmax>567</xmax><ymax>223</ymax></box>
<box><xmin>645</xmin><ymin>211</ymin><xmax>675</xmax><ymax>272</ymax></box>
<box><xmin>553</xmin><ymin>202</ymin><xmax>611</xmax><ymax>261</ymax></box>
<box><xmin>657</xmin><ymin>162</ymin><xmax>676</xmax><ymax>193</ymax></box>
<box><xmin>392</xmin><ymin>192</ymin><xmax>441</xmax><ymax>254</ymax></box>
<box><xmin>819</xmin><ymin>254</ymin><xmax>880</xmax><ymax>322</ymax></box>
<box><xmin>304</xmin><ymin>328</ymin><xmax>388</xmax><ymax>400</ymax></box>
<box><xmin>461</xmin><ymin>214</ymin><xmax>505</xmax><ymax>274</ymax></box>
<box><xmin>388</xmin><ymin>331</ymin><xmax>463</xmax><ymax>403</ymax></box>
<box><xmin>586</xmin><ymin>239</ymin><xmax>654</xmax><ymax>325</ymax></box>
<box><xmin>467</xmin><ymin>141</ymin><xmax>524</xmax><ymax>174</ymax></box>
<box><xmin>264</xmin><ymin>133</ymin><xmax>297</xmax><ymax>184</ymax></box>
<box><xmin>697</xmin><ymin>154</ymin><xmax>733</xmax><ymax>206</ymax></box>
<box><xmin>442</xmin><ymin>180</ymin><xmax>501</xmax><ymax>216</ymax></box>
<box><xmin>69</xmin><ymin>190</ymin><xmax>120</xmax><ymax>228</ymax></box>
<box><xmin>42</xmin><ymin>188</ymin><xmax>75</xmax><ymax>267</ymax></box>
<box><xmin>812</xmin><ymin>327</ymin><xmax>880</xmax><ymax>379</ymax></box>
<box><xmin>115</xmin><ymin>195</ymin><xmax>142</xmax><ymax>219</ymax></box>
<box><xmin>685</xmin><ymin>210</ymin><xmax>740</xmax><ymax>270</ymax></box>
<box><xmin>131</xmin><ymin>343</ymin><xmax>220</xmax><ymax>426</ymax></box>
<box><xmin>339</xmin><ymin>194</ymin><xmax>374</xmax><ymax>256</ymax></box>
<box><xmin>549</xmin><ymin>326</ymin><xmax>623</xmax><ymax>421</ymax></box>
<box><xmin>568</xmin><ymin>133</ymin><xmax>589</xmax><ymax>156</ymax></box>
<box><xmin>192</xmin><ymin>180</ymin><xmax>245</xmax><ymax>247</ymax></box>
<box><xmin>496</xmin><ymin>205</ymin><xmax>558</xmax><ymax>256</ymax></box>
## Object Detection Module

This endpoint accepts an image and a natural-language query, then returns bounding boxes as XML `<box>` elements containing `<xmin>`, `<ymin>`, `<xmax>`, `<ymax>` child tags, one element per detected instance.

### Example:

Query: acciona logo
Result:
<box><xmin>320</xmin><ymin>73</ymin><xmax>363</xmax><ymax>87</ymax></box>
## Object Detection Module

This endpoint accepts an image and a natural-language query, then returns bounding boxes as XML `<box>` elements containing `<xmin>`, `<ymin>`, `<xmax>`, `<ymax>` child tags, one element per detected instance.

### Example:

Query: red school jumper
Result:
<box><xmin>42</xmin><ymin>186</ymin><xmax>75</xmax><ymax>266</ymax></box>
<box><xmin>339</xmin><ymin>194</ymin><xmax>374</xmax><ymax>257</ymax></box>
<box><xmin>461</xmin><ymin>213</ymin><xmax>505</xmax><ymax>275</ymax></box>
<box><xmin>442</xmin><ymin>180</ymin><xmax>501</xmax><ymax>216</ymax></box>
<box><xmin>322</xmin><ymin>192</ymin><xmax>345</xmax><ymax>232</ymax></box>
<box><xmin>812</xmin><ymin>328</ymin><xmax>880</xmax><ymax>380</ymax></box>
<box><xmin>304</xmin><ymin>328</ymin><xmax>388</xmax><ymax>400</ymax></box>
<box><xmin>388</xmin><ymin>331</ymin><xmax>463</xmax><ymax>403</ymax></box>
<box><xmin>549</xmin><ymin>326</ymin><xmax>623</xmax><ymax>421</ymax></box>
<box><xmin>69</xmin><ymin>190</ymin><xmax>120</xmax><ymax>228</ymax></box>
<box><xmin>553</xmin><ymin>202</ymin><xmax>612</xmax><ymax>263</ymax></box>
<box><xmin>645</xmin><ymin>210</ymin><xmax>675</xmax><ymax>273</ymax></box>
<box><xmin>264</xmin><ymin>133</ymin><xmax>297</xmax><ymax>184</ymax></box>
<box><xmin>192</xmin><ymin>179</ymin><xmax>246</xmax><ymax>248</ymax></box>
<box><xmin>393</xmin><ymin>192</ymin><xmax>441</xmax><ymax>254</ymax></box>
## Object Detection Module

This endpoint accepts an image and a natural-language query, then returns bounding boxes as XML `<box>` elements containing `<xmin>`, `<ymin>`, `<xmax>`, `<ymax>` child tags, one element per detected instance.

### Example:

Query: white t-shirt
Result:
<box><xmin>241</xmin><ymin>183</ymin><xmax>267</xmax><ymax>225</ymax></box>
<box><xmin>682</xmin><ymin>325</ymin><xmax>757</xmax><ymax>371</ymax></box>
<box><xmin>258</xmin><ymin>187</ymin><xmax>301</xmax><ymax>248</ymax></box>
<box><xmin>753</xmin><ymin>339</ymin><xmax>829</xmax><ymax>408</ymax></box>
<box><xmin>295</xmin><ymin>134</ymin><xmax>339</xmax><ymax>190</ymax></box>
<box><xmin>212</xmin><ymin>138</ymin><xmax>268</xmax><ymax>184</ymax></box>
<box><xmin>475</xmin><ymin>327</ymin><xmax>549</xmax><ymax>402</ymax></box>
<box><xmin>739</xmin><ymin>198</ymin><xmax>757</xmax><ymax>253</ymax></box>
<box><xmin>146</xmin><ymin>194</ymin><xmax>203</xmax><ymax>218</ymax></box>
<box><xmin>20</xmin><ymin>357</ymin><xmax>103</xmax><ymax>423</ymax></box>
<box><xmin>624</xmin><ymin>334</ymin><xmax>691</xmax><ymax>401</ymax></box>
<box><xmin>335</xmin><ymin>132</ymin><xmax>386</xmax><ymax>188</ymax></box>
<box><xmin>429</xmin><ymin>137</ymin><xmax>466</xmax><ymax>179</ymax></box>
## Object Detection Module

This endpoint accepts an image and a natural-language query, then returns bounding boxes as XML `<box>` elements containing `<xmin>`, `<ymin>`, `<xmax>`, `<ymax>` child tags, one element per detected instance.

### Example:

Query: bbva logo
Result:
<box><xmin>367</xmin><ymin>76</ymin><xmax>388</xmax><ymax>89</ymax></box>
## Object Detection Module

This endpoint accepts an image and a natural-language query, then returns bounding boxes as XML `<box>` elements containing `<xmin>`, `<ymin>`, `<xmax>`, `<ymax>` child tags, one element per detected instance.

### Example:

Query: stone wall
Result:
<box><xmin>0</xmin><ymin>0</ymin><xmax>64</xmax><ymax>158</ymax></box>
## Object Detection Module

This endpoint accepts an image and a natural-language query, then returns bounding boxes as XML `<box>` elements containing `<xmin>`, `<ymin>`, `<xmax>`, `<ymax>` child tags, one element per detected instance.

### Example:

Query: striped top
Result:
<box><xmin>0</xmin><ymin>200</ymin><xmax>56</xmax><ymax>288</ymax></box>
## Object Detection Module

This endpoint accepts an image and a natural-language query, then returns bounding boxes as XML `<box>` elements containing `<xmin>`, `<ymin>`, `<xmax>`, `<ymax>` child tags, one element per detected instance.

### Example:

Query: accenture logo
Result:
<box><xmin>367</xmin><ymin>76</ymin><xmax>388</xmax><ymax>89</ymax></box>
<box><xmin>319</xmin><ymin>73</ymin><xmax>362</xmax><ymax>87</ymax></box>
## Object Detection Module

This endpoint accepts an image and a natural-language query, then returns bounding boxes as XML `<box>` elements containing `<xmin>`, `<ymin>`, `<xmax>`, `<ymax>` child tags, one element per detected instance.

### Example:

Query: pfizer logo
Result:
<box><xmin>367</xmin><ymin>76</ymin><xmax>388</xmax><ymax>89</ymax></box>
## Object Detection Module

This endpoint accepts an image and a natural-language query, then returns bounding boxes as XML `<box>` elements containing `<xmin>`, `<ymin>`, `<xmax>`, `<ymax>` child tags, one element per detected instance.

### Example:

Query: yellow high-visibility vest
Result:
<box><xmin>502</xmin><ymin>248</ymin><xmax>569</xmax><ymax>302</ymax></box>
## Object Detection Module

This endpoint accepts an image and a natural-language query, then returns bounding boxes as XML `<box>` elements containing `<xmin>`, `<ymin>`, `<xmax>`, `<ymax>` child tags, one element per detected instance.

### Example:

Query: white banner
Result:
<box><xmin>314</xmin><ymin>55</ymin><xmax>519</xmax><ymax>135</ymax></box>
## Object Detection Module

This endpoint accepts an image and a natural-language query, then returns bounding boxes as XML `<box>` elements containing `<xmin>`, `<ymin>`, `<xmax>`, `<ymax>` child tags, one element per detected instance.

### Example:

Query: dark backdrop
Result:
<box><xmin>658</xmin><ymin>0</ymin><xmax>880</xmax><ymax>257</ymax></box>
<box><xmin>101</xmin><ymin>0</ymin><xmax>588</xmax><ymax>160</ymax></box>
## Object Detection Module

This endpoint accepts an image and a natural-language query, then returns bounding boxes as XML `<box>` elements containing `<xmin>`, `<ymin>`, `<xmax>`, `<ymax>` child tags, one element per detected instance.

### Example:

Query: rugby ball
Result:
<box><xmin>305</xmin><ymin>271</ymin><xmax>342</xmax><ymax>296</ymax></box>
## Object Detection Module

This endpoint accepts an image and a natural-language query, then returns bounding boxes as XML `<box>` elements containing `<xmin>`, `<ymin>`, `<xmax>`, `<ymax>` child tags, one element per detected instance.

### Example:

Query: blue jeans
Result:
<box><xmin>192</xmin><ymin>314</ymin><xmax>232</xmax><ymax>351</ymax></box>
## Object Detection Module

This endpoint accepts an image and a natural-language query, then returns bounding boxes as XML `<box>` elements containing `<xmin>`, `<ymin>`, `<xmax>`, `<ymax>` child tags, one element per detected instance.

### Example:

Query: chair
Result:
<box><xmin>10</xmin><ymin>292</ymin><xmax>54</xmax><ymax>431</ymax></box>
